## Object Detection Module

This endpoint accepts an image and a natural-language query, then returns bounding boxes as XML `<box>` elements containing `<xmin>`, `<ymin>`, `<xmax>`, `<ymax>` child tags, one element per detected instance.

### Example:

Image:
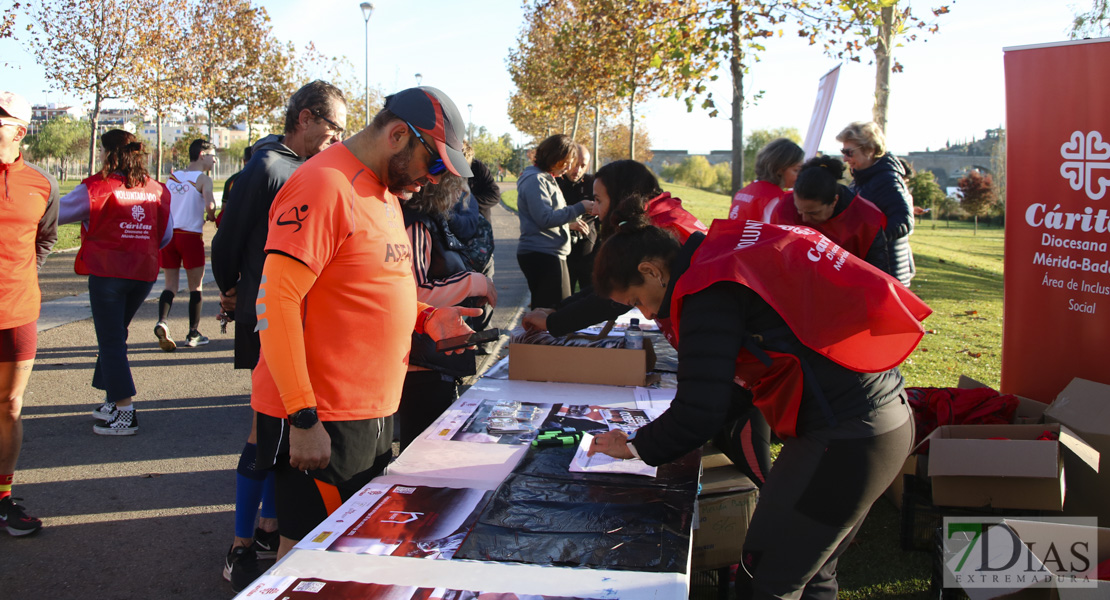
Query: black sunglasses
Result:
<box><xmin>406</xmin><ymin>122</ymin><xmax>447</xmax><ymax>176</ymax></box>
<box><xmin>312</xmin><ymin>111</ymin><xmax>345</xmax><ymax>137</ymax></box>
<box><xmin>840</xmin><ymin>146</ymin><xmax>859</xmax><ymax>157</ymax></box>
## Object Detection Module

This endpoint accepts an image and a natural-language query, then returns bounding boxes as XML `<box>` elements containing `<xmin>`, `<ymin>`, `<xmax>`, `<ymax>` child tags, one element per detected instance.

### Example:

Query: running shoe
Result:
<box><xmin>93</xmin><ymin>409</ymin><xmax>138</xmax><ymax>436</ymax></box>
<box><xmin>223</xmin><ymin>545</ymin><xmax>270</xmax><ymax>592</ymax></box>
<box><xmin>252</xmin><ymin>527</ymin><xmax>279</xmax><ymax>560</ymax></box>
<box><xmin>0</xmin><ymin>496</ymin><xmax>43</xmax><ymax>537</ymax></box>
<box><xmin>185</xmin><ymin>330</ymin><xmax>209</xmax><ymax>347</ymax></box>
<box><xmin>154</xmin><ymin>321</ymin><xmax>176</xmax><ymax>352</ymax></box>
<box><xmin>92</xmin><ymin>401</ymin><xmax>117</xmax><ymax>421</ymax></box>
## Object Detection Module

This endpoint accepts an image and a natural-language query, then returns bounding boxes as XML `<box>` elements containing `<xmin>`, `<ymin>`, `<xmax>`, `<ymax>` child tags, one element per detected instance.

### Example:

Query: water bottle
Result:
<box><xmin>625</xmin><ymin>318</ymin><xmax>644</xmax><ymax>350</ymax></box>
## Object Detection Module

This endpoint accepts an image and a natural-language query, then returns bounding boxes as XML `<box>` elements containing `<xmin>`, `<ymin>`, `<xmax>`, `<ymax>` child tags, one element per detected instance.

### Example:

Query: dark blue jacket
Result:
<box><xmin>849</xmin><ymin>153</ymin><xmax>915</xmax><ymax>285</ymax></box>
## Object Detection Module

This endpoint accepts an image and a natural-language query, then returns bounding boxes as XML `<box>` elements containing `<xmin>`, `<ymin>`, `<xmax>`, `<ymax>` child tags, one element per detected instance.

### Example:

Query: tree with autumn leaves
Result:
<box><xmin>20</xmin><ymin>0</ymin><xmax>323</xmax><ymax>176</ymax></box>
<box><xmin>957</xmin><ymin>169</ymin><xmax>996</xmax><ymax>234</ymax></box>
<box><xmin>509</xmin><ymin>0</ymin><xmax>952</xmax><ymax>196</ymax></box>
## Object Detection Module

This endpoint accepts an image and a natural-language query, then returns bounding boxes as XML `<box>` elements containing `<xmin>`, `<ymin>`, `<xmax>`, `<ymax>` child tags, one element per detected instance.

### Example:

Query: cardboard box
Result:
<box><xmin>1043</xmin><ymin>378</ymin><xmax>1110</xmax><ymax>527</ymax></box>
<box><xmin>508</xmin><ymin>338</ymin><xmax>656</xmax><ymax>387</ymax></box>
<box><xmin>925</xmin><ymin>423</ymin><xmax>1099</xmax><ymax>511</ymax></box>
<box><xmin>884</xmin><ymin>376</ymin><xmax>1046</xmax><ymax>509</ymax></box>
<box><xmin>691</xmin><ymin>448</ymin><xmax>759</xmax><ymax>571</ymax></box>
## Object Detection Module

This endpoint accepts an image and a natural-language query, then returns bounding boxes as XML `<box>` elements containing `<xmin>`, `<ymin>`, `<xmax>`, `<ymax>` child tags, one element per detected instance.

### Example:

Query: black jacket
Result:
<box><xmin>468</xmin><ymin>159</ymin><xmax>501</xmax><ymax>222</ymax></box>
<box><xmin>211</xmin><ymin>135</ymin><xmax>304</xmax><ymax>369</ymax></box>
<box><xmin>631</xmin><ymin>233</ymin><xmax>905</xmax><ymax>466</ymax></box>
<box><xmin>849</xmin><ymin>154</ymin><xmax>915</xmax><ymax>285</ymax></box>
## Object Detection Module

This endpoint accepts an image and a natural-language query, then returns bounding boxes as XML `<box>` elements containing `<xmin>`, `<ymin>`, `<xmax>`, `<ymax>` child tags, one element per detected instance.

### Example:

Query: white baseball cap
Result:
<box><xmin>0</xmin><ymin>91</ymin><xmax>32</xmax><ymax>125</ymax></box>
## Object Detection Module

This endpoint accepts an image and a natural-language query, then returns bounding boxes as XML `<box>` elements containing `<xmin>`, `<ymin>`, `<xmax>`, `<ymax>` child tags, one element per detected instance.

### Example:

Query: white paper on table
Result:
<box><xmin>569</xmin><ymin>432</ymin><xmax>657</xmax><ymax>477</ymax></box>
<box><xmin>634</xmin><ymin>387</ymin><xmax>675</xmax><ymax>412</ymax></box>
<box><xmin>424</xmin><ymin>399</ymin><xmax>485</xmax><ymax>441</ymax></box>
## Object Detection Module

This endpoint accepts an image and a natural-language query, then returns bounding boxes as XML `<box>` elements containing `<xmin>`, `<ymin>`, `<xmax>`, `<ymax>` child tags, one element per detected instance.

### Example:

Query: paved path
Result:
<box><xmin>0</xmin><ymin>201</ymin><xmax>528</xmax><ymax>600</ymax></box>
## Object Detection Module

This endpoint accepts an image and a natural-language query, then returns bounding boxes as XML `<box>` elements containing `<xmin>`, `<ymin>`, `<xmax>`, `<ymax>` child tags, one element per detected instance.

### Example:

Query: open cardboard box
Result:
<box><xmin>1043</xmin><ymin>378</ymin><xmax>1110</xmax><ymax>527</ymax></box>
<box><xmin>691</xmin><ymin>447</ymin><xmax>759</xmax><ymax>571</ymax></box>
<box><xmin>509</xmin><ymin>338</ymin><xmax>657</xmax><ymax>387</ymax></box>
<box><xmin>884</xmin><ymin>375</ymin><xmax>1048</xmax><ymax>509</ymax></box>
<box><xmin>924</xmin><ymin>423</ymin><xmax>1099</xmax><ymax>511</ymax></box>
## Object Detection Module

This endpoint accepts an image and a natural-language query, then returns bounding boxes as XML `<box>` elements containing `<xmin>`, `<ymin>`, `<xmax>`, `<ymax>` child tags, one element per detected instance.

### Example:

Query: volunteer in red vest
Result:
<box><xmin>729</xmin><ymin>138</ymin><xmax>804</xmax><ymax>222</ymax></box>
<box><xmin>59</xmin><ymin>130</ymin><xmax>173</xmax><ymax>435</ymax></box>
<box><xmin>588</xmin><ymin>216</ymin><xmax>930</xmax><ymax>599</ymax></box>
<box><xmin>771</xmin><ymin>156</ymin><xmax>891</xmax><ymax>274</ymax></box>
<box><xmin>0</xmin><ymin>90</ymin><xmax>58</xmax><ymax>536</ymax></box>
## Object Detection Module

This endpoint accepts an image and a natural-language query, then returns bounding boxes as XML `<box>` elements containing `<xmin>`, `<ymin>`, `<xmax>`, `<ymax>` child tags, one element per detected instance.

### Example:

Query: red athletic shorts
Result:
<box><xmin>160</xmin><ymin>230</ymin><xmax>206</xmax><ymax>270</ymax></box>
<box><xmin>0</xmin><ymin>321</ymin><xmax>37</xmax><ymax>362</ymax></box>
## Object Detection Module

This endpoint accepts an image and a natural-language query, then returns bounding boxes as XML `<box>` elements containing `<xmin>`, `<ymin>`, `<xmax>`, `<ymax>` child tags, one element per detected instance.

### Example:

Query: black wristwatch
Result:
<box><xmin>289</xmin><ymin>407</ymin><xmax>319</xmax><ymax>429</ymax></box>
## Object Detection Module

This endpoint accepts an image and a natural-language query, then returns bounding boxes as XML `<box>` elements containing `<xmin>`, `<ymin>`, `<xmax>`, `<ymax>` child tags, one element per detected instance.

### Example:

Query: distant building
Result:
<box><xmin>30</xmin><ymin>104</ymin><xmax>84</xmax><ymax>121</ymax></box>
<box><xmin>904</xmin><ymin>128</ymin><xmax>1002</xmax><ymax>189</ymax></box>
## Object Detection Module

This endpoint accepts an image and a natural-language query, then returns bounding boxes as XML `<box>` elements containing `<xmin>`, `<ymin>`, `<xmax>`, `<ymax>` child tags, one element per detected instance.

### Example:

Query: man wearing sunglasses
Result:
<box><xmin>249</xmin><ymin>86</ymin><xmax>478</xmax><ymax>560</ymax></box>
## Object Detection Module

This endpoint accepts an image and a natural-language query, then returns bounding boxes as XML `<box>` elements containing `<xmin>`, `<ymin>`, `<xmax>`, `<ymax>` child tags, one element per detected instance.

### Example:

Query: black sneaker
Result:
<box><xmin>92</xmin><ymin>401</ymin><xmax>117</xmax><ymax>421</ymax></box>
<box><xmin>224</xmin><ymin>545</ymin><xmax>270</xmax><ymax>592</ymax></box>
<box><xmin>252</xmin><ymin>527</ymin><xmax>279</xmax><ymax>560</ymax></box>
<box><xmin>154</xmin><ymin>321</ymin><xmax>176</xmax><ymax>352</ymax></box>
<box><xmin>185</xmin><ymin>330</ymin><xmax>209</xmax><ymax>347</ymax></box>
<box><xmin>94</xmin><ymin>409</ymin><xmax>138</xmax><ymax>436</ymax></box>
<box><xmin>0</xmin><ymin>496</ymin><xmax>43</xmax><ymax>536</ymax></box>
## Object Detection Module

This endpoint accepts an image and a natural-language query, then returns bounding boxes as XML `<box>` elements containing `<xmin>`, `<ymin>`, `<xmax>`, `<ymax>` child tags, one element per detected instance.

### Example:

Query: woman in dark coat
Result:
<box><xmin>837</xmin><ymin>121</ymin><xmax>915</xmax><ymax>286</ymax></box>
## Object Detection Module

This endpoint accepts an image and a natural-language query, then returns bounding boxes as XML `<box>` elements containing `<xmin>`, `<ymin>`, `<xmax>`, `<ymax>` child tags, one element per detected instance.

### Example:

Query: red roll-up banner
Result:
<box><xmin>1002</xmin><ymin>38</ymin><xmax>1110</xmax><ymax>401</ymax></box>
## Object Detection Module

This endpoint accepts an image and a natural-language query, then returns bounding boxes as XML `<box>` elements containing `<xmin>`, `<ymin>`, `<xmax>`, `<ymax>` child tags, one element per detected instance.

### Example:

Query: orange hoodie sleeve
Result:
<box><xmin>256</xmin><ymin>252</ymin><xmax>319</xmax><ymax>415</ymax></box>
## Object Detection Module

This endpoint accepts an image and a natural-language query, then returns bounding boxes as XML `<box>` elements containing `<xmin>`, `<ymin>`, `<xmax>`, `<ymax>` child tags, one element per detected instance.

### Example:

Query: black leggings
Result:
<box><xmin>736</xmin><ymin>399</ymin><xmax>914</xmax><ymax>600</ymax></box>
<box><xmin>517</xmin><ymin>251</ymin><xmax>571</xmax><ymax>309</ymax></box>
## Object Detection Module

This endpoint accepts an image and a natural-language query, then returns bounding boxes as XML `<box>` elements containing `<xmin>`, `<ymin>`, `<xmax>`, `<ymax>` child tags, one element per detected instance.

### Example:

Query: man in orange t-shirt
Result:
<box><xmin>251</xmin><ymin>87</ymin><xmax>477</xmax><ymax>558</ymax></box>
<box><xmin>0</xmin><ymin>91</ymin><xmax>58</xmax><ymax>537</ymax></box>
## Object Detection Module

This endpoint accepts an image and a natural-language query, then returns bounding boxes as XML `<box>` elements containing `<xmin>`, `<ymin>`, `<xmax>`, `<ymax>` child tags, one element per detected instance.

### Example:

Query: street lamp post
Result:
<box><xmin>467</xmin><ymin>104</ymin><xmax>473</xmax><ymax>145</ymax></box>
<box><xmin>415</xmin><ymin>73</ymin><xmax>422</xmax><ymax>87</ymax></box>
<box><xmin>360</xmin><ymin>2</ymin><xmax>374</xmax><ymax>127</ymax></box>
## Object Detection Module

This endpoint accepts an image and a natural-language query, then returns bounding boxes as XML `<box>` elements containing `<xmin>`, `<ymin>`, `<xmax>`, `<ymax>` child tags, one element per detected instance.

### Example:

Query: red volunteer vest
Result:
<box><xmin>646</xmin><ymin>192</ymin><xmax>707</xmax><ymax>244</ymax></box>
<box><xmin>729</xmin><ymin>180</ymin><xmax>785</xmax><ymax>222</ymax></box>
<box><xmin>644</xmin><ymin>193</ymin><xmax>707</xmax><ymax>342</ymax></box>
<box><xmin>771</xmin><ymin>192</ymin><xmax>887</xmax><ymax>260</ymax></box>
<box><xmin>76</xmin><ymin>175</ymin><xmax>170</xmax><ymax>281</ymax></box>
<box><xmin>669</xmin><ymin>219</ymin><xmax>931</xmax><ymax>437</ymax></box>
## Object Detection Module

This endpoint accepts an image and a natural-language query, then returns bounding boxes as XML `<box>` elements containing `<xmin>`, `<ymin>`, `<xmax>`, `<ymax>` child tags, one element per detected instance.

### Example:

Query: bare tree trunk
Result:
<box><xmin>87</xmin><ymin>90</ymin><xmax>103</xmax><ymax>176</ymax></box>
<box><xmin>872</xmin><ymin>5</ymin><xmax>894</xmax><ymax>132</ymax></box>
<box><xmin>570</xmin><ymin>104</ymin><xmax>581</xmax><ymax>140</ymax></box>
<box><xmin>628</xmin><ymin>92</ymin><xmax>636</xmax><ymax>161</ymax></box>
<box><xmin>592</xmin><ymin>102</ymin><xmax>600</xmax><ymax>174</ymax></box>
<box><xmin>730</xmin><ymin>3</ymin><xmax>743</xmax><ymax>197</ymax></box>
<box><xmin>156</xmin><ymin>111</ymin><xmax>164</xmax><ymax>180</ymax></box>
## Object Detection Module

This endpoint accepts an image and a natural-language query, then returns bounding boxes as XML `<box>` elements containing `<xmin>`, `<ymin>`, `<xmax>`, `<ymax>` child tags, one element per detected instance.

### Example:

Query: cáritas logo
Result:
<box><xmin>131</xmin><ymin>205</ymin><xmax>145</xmax><ymax>222</ymax></box>
<box><xmin>1060</xmin><ymin>131</ymin><xmax>1110</xmax><ymax>201</ymax></box>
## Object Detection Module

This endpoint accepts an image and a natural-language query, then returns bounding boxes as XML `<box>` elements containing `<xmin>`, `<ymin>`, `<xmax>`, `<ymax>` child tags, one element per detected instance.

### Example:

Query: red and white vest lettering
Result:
<box><xmin>771</xmin><ymin>192</ymin><xmax>886</xmax><ymax>260</ymax></box>
<box><xmin>76</xmin><ymin>175</ymin><xmax>170</xmax><ymax>281</ymax></box>
<box><xmin>729</xmin><ymin>180</ymin><xmax>785</xmax><ymax>222</ymax></box>
<box><xmin>669</xmin><ymin>219</ymin><xmax>931</xmax><ymax>437</ymax></box>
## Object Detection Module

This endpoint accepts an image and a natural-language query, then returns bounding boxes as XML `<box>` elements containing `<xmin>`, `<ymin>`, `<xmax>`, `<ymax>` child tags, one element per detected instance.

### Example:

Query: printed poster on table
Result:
<box><xmin>440</xmin><ymin>399</ymin><xmax>554</xmax><ymax>444</ymax></box>
<box><xmin>324</xmin><ymin>485</ymin><xmax>492</xmax><ymax>560</ymax></box>
<box><xmin>239</xmin><ymin>576</ymin><xmax>611</xmax><ymax>600</ymax></box>
<box><xmin>540</xmin><ymin>405</ymin><xmax>656</xmax><ymax>435</ymax></box>
<box><xmin>1002</xmin><ymin>38</ymin><xmax>1110</xmax><ymax>400</ymax></box>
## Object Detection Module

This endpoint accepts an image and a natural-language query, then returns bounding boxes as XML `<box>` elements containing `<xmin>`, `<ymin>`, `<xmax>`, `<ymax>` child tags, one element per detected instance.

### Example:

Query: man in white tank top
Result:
<box><xmin>155</xmin><ymin>139</ymin><xmax>216</xmax><ymax>350</ymax></box>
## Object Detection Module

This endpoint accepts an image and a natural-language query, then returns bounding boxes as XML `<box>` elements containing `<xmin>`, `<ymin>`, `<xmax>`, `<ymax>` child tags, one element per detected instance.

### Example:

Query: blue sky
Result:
<box><xmin>0</xmin><ymin>0</ymin><xmax>1089</xmax><ymax>155</ymax></box>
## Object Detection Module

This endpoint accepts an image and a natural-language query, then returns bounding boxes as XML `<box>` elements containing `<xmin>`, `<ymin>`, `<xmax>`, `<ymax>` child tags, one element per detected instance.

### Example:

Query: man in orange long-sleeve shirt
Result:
<box><xmin>0</xmin><ymin>91</ymin><xmax>58</xmax><ymax>537</ymax></box>
<box><xmin>251</xmin><ymin>87</ymin><xmax>478</xmax><ymax>559</ymax></box>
